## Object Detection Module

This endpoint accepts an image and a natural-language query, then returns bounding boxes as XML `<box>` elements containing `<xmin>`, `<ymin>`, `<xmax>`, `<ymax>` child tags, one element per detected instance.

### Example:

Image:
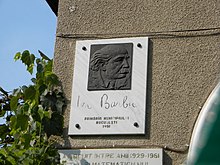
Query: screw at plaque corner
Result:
<box><xmin>134</xmin><ymin>122</ymin><xmax>139</xmax><ymax>128</ymax></box>
<box><xmin>137</xmin><ymin>43</ymin><xmax>142</xmax><ymax>48</ymax></box>
<box><xmin>82</xmin><ymin>46</ymin><xmax>87</xmax><ymax>51</ymax></box>
<box><xmin>75</xmin><ymin>124</ymin><xmax>81</xmax><ymax>129</ymax></box>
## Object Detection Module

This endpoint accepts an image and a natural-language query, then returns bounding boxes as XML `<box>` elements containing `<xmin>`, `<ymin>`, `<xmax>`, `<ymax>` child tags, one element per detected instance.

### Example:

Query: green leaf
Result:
<box><xmin>0</xmin><ymin>148</ymin><xmax>7</xmax><ymax>158</ymax></box>
<box><xmin>31</xmin><ymin>78</ymin><xmax>36</xmax><ymax>84</ymax></box>
<box><xmin>0</xmin><ymin>87</ymin><xmax>8</xmax><ymax>96</ymax></box>
<box><xmin>21</xmin><ymin>85</ymin><xmax>27</xmax><ymax>92</ymax></box>
<box><xmin>37</xmin><ymin>63</ymin><xmax>44</xmax><ymax>73</ymax></box>
<box><xmin>38</xmin><ymin>84</ymin><xmax>47</xmax><ymax>95</ymax></box>
<box><xmin>16</xmin><ymin>114</ymin><xmax>29</xmax><ymax>131</ymax></box>
<box><xmin>21</xmin><ymin>133</ymin><xmax>32</xmax><ymax>149</ymax></box>
<box><xmin>45</xmin><ymin>72</ymin><xmax>59</xmax><ymax>86</ymax></box>
<box><xmin>6</xmin><ymin>155</ymin><xmax>16</xmax><ymax>165</ymax></box>
<box><xmin>22</xmin><ymin>103</ymin><xmax>29</xmax><ymax>113</ymax></box>
<box><xmin>27</xmin><ymin>63</ymin><xmax>34</xmax><ymax>74</ymax></box>
<box><xmin>12</xmin><ymin>88</ymin><xmax>21</xmax><ymax>96</ymax></box>
<box><xmin>0</xmin><ymin>124</ymin><xmax>10</xmax><ymax>140</ymax></box>
<box><xmin>36</xmin><ymin>58</ymin><xmax>41</xmax><ymax>64</ymax></box>
<box><xmin>24</xmin><ymin>86</ymin><xmax>36</xmax><ymax>101</ymax></box>
<box><xmin>10</xmin><ymin>96</ymin><xmax>19</xmax><ymax>110</ymax></box>
<box><xmin>44</xmin><ymin>60</ymin><xmax>53</xmax><ymax>72</ymax></box>
<box><xmin>44</xmin><ymin>110</ymin><xmax>52</xmax><ymax>119</ymax></box>
<box><xmin>43</xmin><ymin>112</ymin><xmax>64</xmax><ymax>137</ymax></box>
<box><xmin>14</xmin><ymin>52</ymin><xmax>21</xmax><ymax>61</ymax></box>
<box><xmin>21</xmin><ymin>50</ymin><xmax>30</xmax><ymax>64</ymax></box>
<box><xmin>40</xmin><ymin>91</ymin><xmax>57</xmax><ymax>111</ymax></box>
<box><xmin>0</xmin><ymin>109</ymin><xmax>6</xmax><ymax>117</ymax></box>
<box><xmin>10</xmin><ymin>116</ymin><xmax>17</xmax><ymax>131</ymax></box>
<box><xmin>21</xmin><ymin>51</ymin><xmax>33</xmax><ymax>65</ymax></box>
<box><xmin>38</xmin><ymin>50</ymin><xmax>51</xmax><ymax>61</ymax></box>
<box><xmin>38</xmin><ymin>107</ymin><xmax>44</xmax><ymax>121</ymax></box>
<box><xmin>31</xmin><ymin>106</ymin><xmax>41</xmax><ymax>122</ymax></box>
<box><xmin>20</xmin><ymin>51</ymin><xmax>35</xmax><ymax>74</ymax></box>
<box><xmin>6</xmin><ymin>114</ymin><xmax>13</xmax><ymax>122</ymax></box>
<box><xmin>10</xmin><ymin>114</ymin><xmax>29</xmax><ymax>132</ymax></box>
<box><xmin>2</xmin><ymin>103</ymin><xmax>10</xmax><ymax>111</ymax></box>
<box><xmin>22</xmin><ymin>158</ymin><xmax>34</xmax><ymax>165</ymax></box>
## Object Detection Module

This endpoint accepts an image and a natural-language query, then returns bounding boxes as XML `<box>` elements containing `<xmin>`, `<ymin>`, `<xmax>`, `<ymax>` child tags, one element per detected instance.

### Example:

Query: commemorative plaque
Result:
<box><xmin>69</xmin><ymin>37</ymin><xmax>148</xmax><ymax>135</ymax></box>
<box><xmin>59</xmin><ymin>148</ymin><xmax>163</xmax><ymax>165</ymax></box>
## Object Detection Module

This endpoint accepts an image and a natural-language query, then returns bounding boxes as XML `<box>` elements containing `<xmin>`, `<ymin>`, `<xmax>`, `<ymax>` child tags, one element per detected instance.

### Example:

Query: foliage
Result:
<box><xmin>0</xmin><ymin>50</ymin><xmax>65</xmax><ymax>165</ymax></box>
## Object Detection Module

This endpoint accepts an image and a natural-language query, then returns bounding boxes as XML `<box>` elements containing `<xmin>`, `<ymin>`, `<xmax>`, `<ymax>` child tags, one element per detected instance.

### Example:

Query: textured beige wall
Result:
<box><xmin>53</xmin><ymin>0</ymin><xmax>220</xmax><ymax>164</ymax></box>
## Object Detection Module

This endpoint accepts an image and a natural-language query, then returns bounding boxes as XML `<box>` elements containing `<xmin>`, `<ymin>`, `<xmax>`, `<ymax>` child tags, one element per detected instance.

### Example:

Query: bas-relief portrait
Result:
<box><xmin>88</xmin><ymin>43</ymin><xmax>133</xmax><ymax>91</ymax></box>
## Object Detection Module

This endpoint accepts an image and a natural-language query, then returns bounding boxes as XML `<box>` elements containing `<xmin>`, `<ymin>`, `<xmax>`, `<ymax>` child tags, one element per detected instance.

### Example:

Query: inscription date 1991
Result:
<box><xmin>77</xmin><ymin>94</ymin><xmax>136</xmax><ymax>110</ymax></box>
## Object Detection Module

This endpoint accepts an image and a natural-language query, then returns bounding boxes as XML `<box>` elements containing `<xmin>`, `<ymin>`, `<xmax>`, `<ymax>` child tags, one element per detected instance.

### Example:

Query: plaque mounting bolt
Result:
<box><xmin>75</xmin><ymin>124</ymin><xmax>81</xmax><ymax>129</ymax></box>
<box><xmin>134</xmin><ymin>122</ymin><xmax>139</xmax><ymax>128</ymax></box>
<box><xmin>137</xmin><ymin>43</ymin><xmax>142</xmax><ymax>48</ymax></box>
<box><xmin>82</xmin><ymin>46</ymin><xmax>87</xmax><ymax>51</ymax></box>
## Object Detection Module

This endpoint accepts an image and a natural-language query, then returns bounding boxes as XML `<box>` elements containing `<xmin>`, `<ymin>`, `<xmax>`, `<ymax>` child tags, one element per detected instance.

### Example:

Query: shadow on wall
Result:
<box><xmin>81</xmin><ymin>159</ymin><xmax>90</xmax><ymax>165</ymax></box>
<box><xmin>163</xmin><ymin>151</ymin><xmax>173</xmax><ymax>165</ymax></box>
<box><xmin>145</xmin><ymin>39</ymin><xmax>153</xmax><ymax>139</ymax></box>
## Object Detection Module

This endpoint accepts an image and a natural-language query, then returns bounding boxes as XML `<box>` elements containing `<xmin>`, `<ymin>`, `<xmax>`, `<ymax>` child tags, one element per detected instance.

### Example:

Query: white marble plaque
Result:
<box><xmin>69</xmin><ymin>37</ymin><xmax>148</xmax><ymax>135</ymax></box>
<box><xmin>59</xmin><ymin>148</ymin><xmax>163</xmax><ymax>165</ymax></box>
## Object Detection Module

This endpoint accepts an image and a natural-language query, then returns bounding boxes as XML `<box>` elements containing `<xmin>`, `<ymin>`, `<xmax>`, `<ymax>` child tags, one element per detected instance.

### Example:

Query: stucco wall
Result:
<box><xmin>53</xmin><ymin>0</ymin><xmax>220</xmax><ymax>164</ymax></box>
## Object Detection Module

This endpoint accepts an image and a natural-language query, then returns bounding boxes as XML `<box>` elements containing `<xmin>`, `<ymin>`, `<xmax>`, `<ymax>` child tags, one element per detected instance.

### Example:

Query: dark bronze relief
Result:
<box><xmin>87</xmin><ymin>43</ymin><xmax>133</xmax><ymax>91</ymax></box>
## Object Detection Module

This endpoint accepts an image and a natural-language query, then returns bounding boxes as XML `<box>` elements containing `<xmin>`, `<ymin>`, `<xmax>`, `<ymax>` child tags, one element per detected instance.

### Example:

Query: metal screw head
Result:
<box><xmin>134</xmin><ymin>122</ymin><xmax>139</xmax><ymax>128</ymax></box>
<box><xmin>137</xmin><ymin>43</ymin><xmax>142</xmax><ymax>48</ymax></box>
<box><xmin>75</xmin><ymin>124</ymin><xmax>81</xmax><ymax>129</ymax></box>
<box><xmin>82</xmin><ymin>46</ymin><xmax>87</xmax><ymax>51</ymax></box>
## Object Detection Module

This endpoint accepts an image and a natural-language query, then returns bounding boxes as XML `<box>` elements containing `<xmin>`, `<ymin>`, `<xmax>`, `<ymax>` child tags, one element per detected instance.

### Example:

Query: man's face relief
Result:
<box><xmin>88</xmin><ymin>43</ymin><xmax>133</xmax><ymax>91</ymax></box>
<box><xmin>102</xmin><ymin>53</ymin><xmax>130</xmax><ymax>80</ymax></box>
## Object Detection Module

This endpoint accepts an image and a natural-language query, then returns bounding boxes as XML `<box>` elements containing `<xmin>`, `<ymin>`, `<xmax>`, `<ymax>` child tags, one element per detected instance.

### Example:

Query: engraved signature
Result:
<box><xmin>77</xmin><ymin>96</ymin><xmax>92</xmax><ymax>109</ymax></box>
<box><xmin>100</xmin><ymin>94</ymin><xmax>136</xmax><ymax>109</ymax></box>
<box><xmin>76</xmin><ymin>94</ymin><xmax>136</xmax><ymax>110</ymax></box>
